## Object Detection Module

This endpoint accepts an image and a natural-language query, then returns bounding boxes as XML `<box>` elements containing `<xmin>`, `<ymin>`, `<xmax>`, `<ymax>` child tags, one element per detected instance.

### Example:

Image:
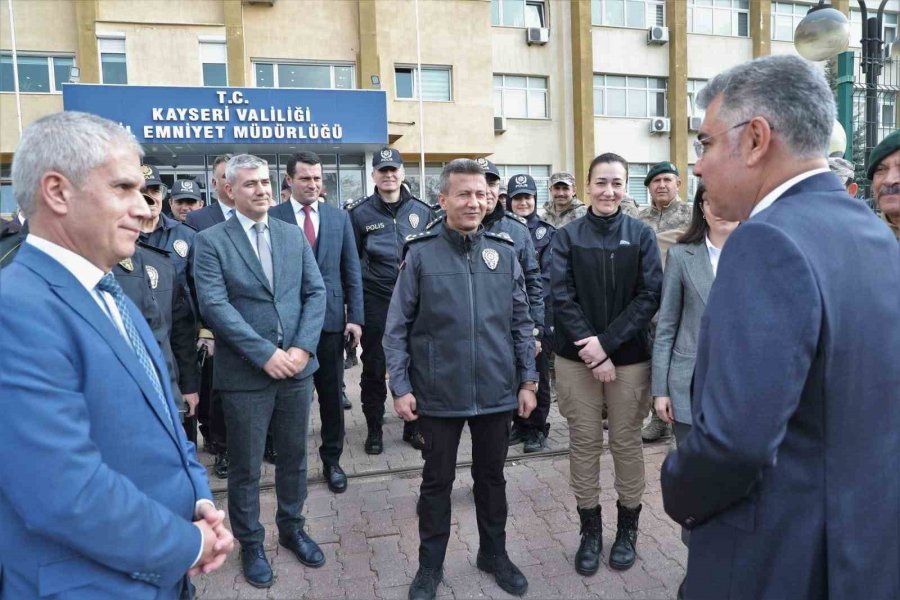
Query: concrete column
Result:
<box><xmin>74</xmin><ymin>0</ymin><xmax>100</xmax><ymax>84</ymax></box>
<box><xmin>357</xmin><ymin>0</ymin><xmax>380</xmax><ymax>90</ymax></box>
<box><xmin>666</xmin><ymin>0</ymin><xmax>688</xmax><ymax>184</ymax></box>
<box><xmin>751</xmin><ymin>0</ymin><xmax>772</xmax><ymax>57</ymax></box>
<box><xmin>223</xmin><ymin>0</ymin><xmax>246</xmax><ymax>86</ymax></box>
<box><xmin>570</xmin><ymin>0</ymin><xmax>594</xmax><ymax>189</ymax></box>
<box><xmin>832</xmin><ymin>0</ymin><xmax>850</xmax><ymax>17</ymax></box>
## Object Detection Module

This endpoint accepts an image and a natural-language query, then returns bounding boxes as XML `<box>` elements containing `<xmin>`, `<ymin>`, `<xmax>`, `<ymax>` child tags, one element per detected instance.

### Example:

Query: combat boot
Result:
<box><xmin>609</xmin><ymin>501</ymin><xmax>641</xmax><ymax>571</ymax></box>
<box><xmin>364</xmin><ymin>420</ymin><xmax>383</xmax><ymax>455</ymax></box>
<box><xmin>641</xmin><ymin>413</ymin><xmax>670</xmax><ymax>442</ymax></box>
<box><xmin>575</xmin><ymin>506</ymin><xmax>603</xmax><ymax>575</ymax></box>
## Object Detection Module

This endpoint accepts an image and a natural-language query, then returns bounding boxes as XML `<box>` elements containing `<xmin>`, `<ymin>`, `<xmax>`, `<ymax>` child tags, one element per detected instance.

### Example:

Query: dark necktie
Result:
<box><xmin>253</xmin><ymin>221</ymin><xmax>274</xmax><ymax>288</ymax></box>
<box><xmin>95</xmin><ymin>273</ymin><xmax>172</xmax><ymax>423</ymax></box>
<box><xmin>302</xmin><ymin>204</ymin><xmax>316</xmax><ymax>248</ymax></box>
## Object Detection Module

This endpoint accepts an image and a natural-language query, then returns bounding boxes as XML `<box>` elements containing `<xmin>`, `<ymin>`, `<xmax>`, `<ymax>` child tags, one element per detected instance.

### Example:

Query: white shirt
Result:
<box><xmin>290</xmin><ymin>197</ymin><xmax>320</xmax><ymax>238</ymax></box>
<box><xmin>749</xmin><ymin>168</ymin><xmax>830</xmax><ymax>219</ymax></box>
<box><xmin>705</xmin><ymin>235</ymin><xmax>723</xmax><ymax>276</ymax></box>
<box><xmin>217</xmin><ymin>201</ymin><xmax>235</xmax><ymax>221</ymax></box>
<box><xmin>24</xmin><ymin>234</ymin><xmax>215</xmax><ymax>565</ymax></box>
<box><xmin>235</xmin><ymin>209</ymin><xmax>271</xmax><ymax>257</ymax></box>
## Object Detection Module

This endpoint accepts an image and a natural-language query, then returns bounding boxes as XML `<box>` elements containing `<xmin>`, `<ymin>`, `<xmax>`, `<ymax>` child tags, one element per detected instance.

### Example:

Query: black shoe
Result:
<box><xmin>264</xmin><ymin>445</ymin><xmax>277</xmax><ymax>465</ymax></box>
<box><xmin>476</xmin><ymin>552</ymin><xmax>528</xmax><ymax>596</ymax></box>
<box><xmin>609</xmin><ymin>501</ymin><xmax>641</xmax><ymax>571</ymax></box>
<box><xmin>523</xmin><ymin>429</ymin><xmax>546</xmax><ymax>453</ymax></box>
<box><xmin>575</xmin><ymin>506</ymin><xmax>603</xmax><ymax>576</ymax></box>
<box><xmin>240</xmin><ymin>543</ymin><xmax>273</xmax><ymax>588</ymax></box>
<box><xmin>324</xmin><ymin>464</ymin><xmax>348</xmax><ymax>494</ymax></box>
<box><xmin>408</xmin><ymin>566</ymin><xmax>443</xmax><ymax>600</ymax></box>
<box><xmin>279</xmin><ymin>529</ymin><xmax>325</xmax><ymax>568</ymax></box>
<box><xmin>402</xmin><ymin>429</ymin><xmax>425</xmax><ymax>450</ymax></box>
<box><xmin>214</xmin><ymin>451</ymin><xmax>229</xmax><ymax>480</ymax></box>
<box><xmin>342</xmin><ymin>392</ymin><xmax>352</xmax><ymax>410</ymax></box>
<box><xmin>343</xmin><ymin>355</ymin><xmax>354</xmax><ymax>370</ymax></box>
<box><xmin>508</xmin><ymin>423</ymin><xmax>526</xmax><ymax>445</ymax></box>
<box><xmin>364</xmin><ymin>423</ymin><xmax>383</xmax><ymax>455</ymax></box>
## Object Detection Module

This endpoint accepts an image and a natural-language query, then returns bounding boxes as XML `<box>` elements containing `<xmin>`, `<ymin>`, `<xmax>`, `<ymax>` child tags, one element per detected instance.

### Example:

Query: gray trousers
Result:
<box><xmin>222</xmin><ymin>376</ymin><xmax>313</xmax><ymax>545</ymax></box>
<box><xmin>672</xmin><ymin>420</ymin><xmax>692</xmax><ymax>547</ymax></box>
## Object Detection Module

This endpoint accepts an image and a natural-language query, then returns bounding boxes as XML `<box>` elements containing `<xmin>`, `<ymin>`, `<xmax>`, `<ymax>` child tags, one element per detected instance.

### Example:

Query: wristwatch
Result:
<box><xmin>519</xmin><ymin>381</ymin><xmax>538</xmax><ymax>392</ymax></box>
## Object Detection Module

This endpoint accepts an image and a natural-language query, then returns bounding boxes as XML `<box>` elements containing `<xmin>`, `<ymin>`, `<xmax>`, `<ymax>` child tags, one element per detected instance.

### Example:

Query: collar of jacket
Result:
<box><xmin>545</xmin><ymin>197</ymin><xmax>585</xmax><ymax>218</ymax></box>
<box><xmin>648</xmin><ymin>197</ymin><xmax>682</xmax><ymax>215</ymax></box>
<box><xmin>483</xmin><ymin>201</ymin><xmax>505</xmax><ymax>228</ymax></box>
<box><xmin>372</xmin><ymin>187</ymin><xmax>411</xmax><ymax>214</ymax></box>
<box><xmin>585</xmin><ymin>206</ymin><xmax>622</xmax><ymax>231</ymax></box>
<box><xmin>440</xmin><ymin>223</ymin><xmax>484</xmax><ymax>251</ymax></box>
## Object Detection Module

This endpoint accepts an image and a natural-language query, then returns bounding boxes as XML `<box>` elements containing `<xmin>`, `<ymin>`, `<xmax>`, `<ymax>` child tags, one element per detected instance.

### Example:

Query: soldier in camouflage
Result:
<box><xmin>541</xmin><ymin>172</ymin><xmax>587</xmax><ymax>228</ymax></box>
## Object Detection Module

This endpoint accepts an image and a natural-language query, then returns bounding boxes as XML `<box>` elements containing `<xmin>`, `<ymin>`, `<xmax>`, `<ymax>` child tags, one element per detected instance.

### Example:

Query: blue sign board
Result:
<box><xmin>63</xmin><ymin>84</ymin><xmax>388</xmax><ymax>146</ymax></box>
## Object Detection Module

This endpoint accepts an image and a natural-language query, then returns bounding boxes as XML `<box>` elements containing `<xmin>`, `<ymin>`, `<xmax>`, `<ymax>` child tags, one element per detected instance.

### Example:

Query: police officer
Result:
<box><xmin>347</xmin><ymin>147</ymin><xmax>435</xmax><ymax>454</ymax></box>
<box><xmin>168</xmin><ymin>179</ymin><xmax>203</xmax><ymax>222</ymax></box>
<box><xmin>506</xmin><ymin>174</ymin><xmax>555</xmax><ymax>453</ymax></box>
<box><xmin>383</xmin><ymin>159</ymin><xmax>537</xmax><ymax>600</ymax></box>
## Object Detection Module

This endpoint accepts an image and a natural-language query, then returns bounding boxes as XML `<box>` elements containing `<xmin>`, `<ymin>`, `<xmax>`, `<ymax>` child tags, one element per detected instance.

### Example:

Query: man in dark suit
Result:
<box><xmin>0</xmin><ymin>111</ymin><xmax>233</xmax><ymax>599</ymax></box>
<box><xmin>662</xmin><ymin>55</ymin><xmax>900</xmax><ymax>600</ymax></box>
<box><xmin>193</xmin><ymin>154</ymin><xmax>327</xmax><ymax>589</ymax></box>
<box><xmin>270</xmin><ymin>152</ymin><xmax>363</xmax><ymax>494</ymax></box>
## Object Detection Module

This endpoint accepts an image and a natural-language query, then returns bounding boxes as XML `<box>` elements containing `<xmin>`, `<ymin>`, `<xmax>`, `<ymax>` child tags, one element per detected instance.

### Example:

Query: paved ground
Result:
<box><xmin>193</xmin><ymin>360</ymin><xmax>685</xmax><ymax>599</ymax></box>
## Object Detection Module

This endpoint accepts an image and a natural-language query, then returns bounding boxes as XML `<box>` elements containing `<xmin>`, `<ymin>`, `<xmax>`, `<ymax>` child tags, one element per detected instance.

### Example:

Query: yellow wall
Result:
<box><xmin>1</xmin><ymin>0</ymin><xmax>78</xmax><ymax>51</ymax></box>
<box><xmin>0</xmin><ymin>94</ymin><xmax>64</xmax><ymax>153</ymax></box>
<box><xmin>97</xmin><ymin>0</ymin><xmax>223</xmax><ymax>25</ymax></box>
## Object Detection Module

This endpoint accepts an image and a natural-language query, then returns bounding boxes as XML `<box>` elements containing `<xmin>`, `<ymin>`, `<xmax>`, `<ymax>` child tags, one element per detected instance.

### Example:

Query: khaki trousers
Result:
<box><xmin>556</xmin><ymin>356</ymin><xmax>651</xmax><ymax>509</ymax></box>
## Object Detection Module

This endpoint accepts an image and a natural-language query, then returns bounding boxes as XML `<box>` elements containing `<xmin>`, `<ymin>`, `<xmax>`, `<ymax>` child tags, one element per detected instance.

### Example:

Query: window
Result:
<box><xmin>771</xmin><ymin>2</ymin><xmax>808</xmax><ymax>42</ymax></box>
<box><xmin>253</xmin><ymin>61</ymin><xmax>355</xmax><ymax>89</ymax></box>
<box><xmin>591</xmin><ymin>0</ymin><xmax>666</xmax><ymax>28</ymax></box>
<box><xmin>493</xmin><ymin>74</ymin><xmax>548</xmax><ymax>119</ymax></box>
<box><xmin>593</xmin><ymin>75</ymin><xmax>667</xmax><ymax>118</ymax></box>
<box><xmin>687</xmin><ymin>0</ymin><xmax>749</xmax><ymax>37</ymax></box>
<box><xmin>491</xmin><ymin>0</ymin><xmax>546</xmax><ymax>27</ymax></box>
<box><xmin>0</xmin><ymin>162</ymin><xmax>13</xmax><ymax>215</ymax></box>
<box><xmin>98</xmin><ymin>36</ymin><xmax>127</xmax><ymax>84</ymax></box>
<box><xmin>627</xmin><ymin>164</ymin><xmax>650</xmax><ymax>205</ymax></box>
<box><xmin>395</xmin><ymin>66</ymin><xmax>451</xmax><ymax>101</ymax></box>
<box><xmin>688</xmin><ymin>79</ymin><xmax>708</xmax><ymax>118</ymax></box>
<box><xmin>200</xmin><ymin>40</ymin><xmax>227</xmax><ymax>87</ymax></box>
<box><xmin>850</xmin><ymin>10</ymin><xmax>898</xmax><ymax>47</ymax></box>
<box><xmin>496</xmin><ymin>164</ymin><xmax>551</xmax><ymax>206</ymax></box>
<box><xmin>0</xmin><ymin>53</ymin><xmax>74</xmax><ymax>93</ymax></box>
<box><xmin>403</xmin><ymin>162</ymin><xmax>445</xmax><ymax>204</ymax></box>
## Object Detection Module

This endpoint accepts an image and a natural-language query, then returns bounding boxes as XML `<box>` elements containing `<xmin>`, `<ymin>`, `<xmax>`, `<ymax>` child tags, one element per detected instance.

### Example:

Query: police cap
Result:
<box><xmin>507</xmin><ymin>174</ymin><xmax>537</xmax><ymax>198</ymax></box>
<box><xmin>141</xmin><ymin>164</ymin><xmax>163</xmax><ymax>188</ymax></box>
<box><xmin>474</xmin><ymin>157</ymin><xmax>501</xmax><ymax>180</ymax></box>
<box><xmin>171</xmin><ymin>179</ymin><xmax>202</xmax><ymax>202</ymax></box>
<box><xmin>373</xmin><ymin>147</ymin><xmax>403</xmax><ymax>170</ymax></box>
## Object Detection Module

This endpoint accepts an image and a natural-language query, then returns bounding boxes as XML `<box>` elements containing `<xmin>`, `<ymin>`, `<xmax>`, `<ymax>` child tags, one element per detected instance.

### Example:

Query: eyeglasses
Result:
<box><xmin>693</xmin><ymin>120</ymin><xmax>752</xmax><ymax>159</ymax></box>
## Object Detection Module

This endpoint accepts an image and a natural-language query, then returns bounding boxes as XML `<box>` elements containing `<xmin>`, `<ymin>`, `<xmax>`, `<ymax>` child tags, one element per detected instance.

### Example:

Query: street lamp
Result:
<box><xmin>794</xmin><ymin>5</ymin><xmax>850</xmax><ymax>61</ymax></box>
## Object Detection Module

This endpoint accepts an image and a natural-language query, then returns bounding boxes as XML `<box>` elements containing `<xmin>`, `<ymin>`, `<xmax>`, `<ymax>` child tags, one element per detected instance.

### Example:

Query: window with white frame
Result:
<box><xmin>593</xmin><ymin>75</ymin><xmax>667</xmax><ymax>118</ymax></box>
<box><xmin>491</xmin><ymin>0</ymin><xmax>547</xmax><ymax>27</ymax></box>
<box><xmin>0</xmin><ymin>53</ymin><xmax>74</xmax><ymax>93</ymax></box>
<box><xmin>395</xmin><ymin>66</ymin><xmax>452</xmax><ymax>101</ymax></box>
<box><xmin>496</xmin><ymin>164</ymin><xmax>551</xmax><ymax>206</ymax></box>
<box><xmin>200</xmin><ymin>40</ymin><xmax>227</xmax><ymax>87</ymax></box>
<box><xmin>688</xmin><ymin>79</ymin><xmax>708</xmax><ymax>118</ymax></box>
<box><xmin>850</xmin><ymin>10</ymin><xmax>898</xmax><ymax>47</ymax></box>
<box><xmin>771</xmin><ymin>2</ymin><xmax>808</xmax><ymax>42</ymax></box>
<box><xmin>627</xmin><ymin>164</ymin><xmax>651</xmax><ymax>205</ymax></box>
<box><xmin>493</xmin><ymin>74</ymin><xmax>548</xmax><ymax>119</ymax></box>
<box><xmin>687</xmin><ymin>0</ymin><xmax>749</xmax><ymax>37</ymax></box>
<box><xmin>98</xmin><ymin>36</ymin><xmax>127</xmax><ymax>84</ymax></box>
<box><xmin>253</xmin><ymin>61</ymin><xmax>355</xmax><ymax>89</ymax></box>
<box><xmin>591</xmin><ymin>0</ymin><xmax>666</xmax><ymax>28</ymax></box>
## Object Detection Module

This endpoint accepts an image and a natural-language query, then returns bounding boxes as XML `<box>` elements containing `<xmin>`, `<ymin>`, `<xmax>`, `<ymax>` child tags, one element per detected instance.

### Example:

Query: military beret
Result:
<box><xmin>866</xmin><ymin>129</ymin><xmax>900</xmax><ymax>181</ymax></box>
<box><xmin>644</xmin><ymin>162</ymin><xmax>679</xmax><ymax>187</ymax></box>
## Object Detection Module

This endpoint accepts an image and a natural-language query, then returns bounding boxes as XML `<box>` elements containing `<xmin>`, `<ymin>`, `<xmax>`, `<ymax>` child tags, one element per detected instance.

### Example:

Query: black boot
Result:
<box><xmin>364</xmin><ymin>420</ymin><xmax>383</xmax><ymax>455</ymax></box>
<box><xmin>609</xmin><ymin>501</ymin><xmax>641</xmax><ymax>571</ymax></box>
<box><xmin>575</xmin><ymin>506</ymin><xmax>603</xmax><ymax>575</ymax></box>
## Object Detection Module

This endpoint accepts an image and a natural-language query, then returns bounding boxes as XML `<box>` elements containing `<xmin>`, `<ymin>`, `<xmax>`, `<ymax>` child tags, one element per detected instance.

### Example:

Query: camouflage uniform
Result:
<box><xmin>541</xmin><ymin>197</ymin><xmax>588</xmax><ymax>228</ymax></box>
<box><xmin>620</xmin><ymin>195</ymin><xmax>641</xmax><ymax>218</ymax></box>
<box><xmin>638</xmin><ymin>198</ymin><xmax>692</xmax><ymax>234</ymax></box>
<box><xmin>881</xmin><ymin>212</ymin><xmax>900</xmax><ymax>241</ymax></box>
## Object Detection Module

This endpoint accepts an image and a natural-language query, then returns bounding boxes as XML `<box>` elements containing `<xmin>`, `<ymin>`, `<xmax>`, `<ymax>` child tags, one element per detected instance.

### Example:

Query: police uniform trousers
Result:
<box><xmin>513</xmin><ymin>345</ymin><xmax>551</xmax><ymax>434</ymax></box>
<box><xmin>222</xmin><ymin>375</ymin><xmax>313</xmax><ymax>545</ymax></box>
<box><xmin>312</xmin><ymin>330</ymin><xmax>346</xmax><ymax>467</ymax></box>
<box><xmin>417</xmin><ymin>410</ymin><xmax>512</xmax><ymax>568</ymax></box>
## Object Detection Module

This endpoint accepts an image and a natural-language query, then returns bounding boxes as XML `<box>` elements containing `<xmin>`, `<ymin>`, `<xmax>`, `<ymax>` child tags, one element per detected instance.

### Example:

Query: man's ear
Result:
<box><xmin>41</xmin><ymin>171</ymin><xmax>74</xmax><ymax>217</ymax></box>
<box><xmin>744</xmin><ymin>117</ymin><xmax>773</xmax><ymax>168</ymax></box>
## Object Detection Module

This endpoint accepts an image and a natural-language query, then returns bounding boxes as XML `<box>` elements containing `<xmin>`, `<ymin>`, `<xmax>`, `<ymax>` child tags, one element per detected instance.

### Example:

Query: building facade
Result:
<box><xmin>1</xmin><ymin>0</ymin><xmax>898</xmax><ymax>214</ymax></box>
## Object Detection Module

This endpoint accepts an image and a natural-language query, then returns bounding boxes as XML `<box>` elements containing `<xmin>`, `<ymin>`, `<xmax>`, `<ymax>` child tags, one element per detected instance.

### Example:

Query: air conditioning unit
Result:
<box><xmin>647</xmin><ymin>25</ymin><xmax>669</xmax><ymax>45</ymax></box>
<box><xmin>649</xmin><ymin>117</ymin><xmax>671</xmax><ymax>134</ymax></box>
<box><xmin>526</xmin><ymin>27</ymin><xmax>550</xmax><ymax>45</ymax></box>
<box><xmin>494</xmin><ymin>116</ymin><xmax>508</xmax><ymax>133</ymax></box>
<box><xmin>687</xmin><ymin>116</ymin><xmax>703</xmax><ymax>132</ymax></box>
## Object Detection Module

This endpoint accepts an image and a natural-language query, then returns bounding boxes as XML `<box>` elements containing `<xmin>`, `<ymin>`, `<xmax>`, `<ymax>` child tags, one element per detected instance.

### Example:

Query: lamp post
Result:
<box><xmin>795</xmin><ymin>0</ymin><xmax>893</xmax><ymax>166</ymax></box>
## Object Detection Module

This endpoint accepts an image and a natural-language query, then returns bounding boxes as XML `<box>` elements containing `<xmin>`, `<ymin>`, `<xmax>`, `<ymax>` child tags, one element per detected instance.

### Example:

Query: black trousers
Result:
<box><xmin>222</xmin><ymin>376</ymin><xmax>313</xmax><ymax>545</ymax></box>
<box><xmin>514</xmin><ymin>346</ymin><xmax>551</xmax><ymax>433</ymax></box>
<box><xmin>313</xmin><ymin>331</ymin><xmax>345</xmax><ymax>467</ymax></box>
<box><xmin>198</xmin><ymin>353</ymin><xmax>227</xmax><ymax>452</ymax></box>
<box><xmin>360</xmin><ymin>292</ymin><xmax>415</xmax><ymax>435</ymax></box>
<box><xmin>417</xmin><ymin>411</ymin><xmax>512</xmax><ymax>568</ymax></box>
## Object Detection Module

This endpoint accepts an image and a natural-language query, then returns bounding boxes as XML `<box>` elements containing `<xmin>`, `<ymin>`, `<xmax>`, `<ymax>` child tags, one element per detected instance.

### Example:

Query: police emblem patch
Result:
<box><xmin>536</xmin><ymin>226</ymin><xmax>547</xmax><ymax>240</ymax></box>
<box><xmin>380</xmin><ymin>149</ymin><xmax>393</xmax><ymax>159</ymax></box>
<box><xmin>119</xmin><ymin>257</ymin><xmax>133</xmax><ymax>272</ymax></box>
<box><xmin>482</xmin><ymin>248</ymin><xmax>499</xmax><ymax>270</ymax></box>
<box><xmin>173</xmin><ymin>239</ymin><xmax>189</xmax><ymax>258</ymax></box>
<box><xmin>476</xmin><ymin>157</ymin><xmax>488</xmax><ymax>168</ymax></box>
<box><xmin>145</xmin><ymin>265</ymin><xmax>159</xmax><ymax>289</ymax></box>
<box><xmin>183</xmin><ymin>180</ymin><xmax>193</xmax><ymax>191</ymax></box>
<box><xmin>409</xmin><ymin>213</ymin><xmax>420</xmax><ymax>229</ymax></box>
<box><xmin>515</xmin><ymin>175</ymin><xmax>527</xmax><ymax>186</ymax></box>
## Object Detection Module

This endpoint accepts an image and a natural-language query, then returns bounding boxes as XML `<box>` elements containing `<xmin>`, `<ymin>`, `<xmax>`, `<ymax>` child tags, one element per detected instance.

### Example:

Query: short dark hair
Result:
<box><xmin>286</xmin><ymin>152</ymin><xmax>322</xmax><ymax>177</ymax></box>
<box><xmin>587</xmin><ymin>153</ymin><xmax>629</xmax><ymax>182</ymax></box>
<box><xmin>678</xmin><ymin>183</ymin><xmax>708</xmax><ymax>245</ymax></box>
<box><xmin>439</xmin><ymin>159</ymin><xmax>485</xmax><ymax>194</ymax></box>
<box><xmin>213</xmin><ymin>154</ymin><xmax>233</xmax><ymax>169</ymax></box>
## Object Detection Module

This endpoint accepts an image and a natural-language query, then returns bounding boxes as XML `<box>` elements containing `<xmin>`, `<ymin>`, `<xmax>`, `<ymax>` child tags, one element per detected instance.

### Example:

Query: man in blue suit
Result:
<box><xmin>193</xmin><ymin>154</ymin><xmax>326</xmax><ymax>589</ymax></box>
<box><xmin>661</xmin><ymin>55</ymin><xmax>900</xmax><ymax>600</ymax></box>
<box><xmin>0</xmin><ymin>111</ymin><xmax>233</xmax><ymax>599</ymax></box>
<box><xmin>270</xmin><ymin>152</ymin><xmax>364</xmax><ymax>494</ymax></box>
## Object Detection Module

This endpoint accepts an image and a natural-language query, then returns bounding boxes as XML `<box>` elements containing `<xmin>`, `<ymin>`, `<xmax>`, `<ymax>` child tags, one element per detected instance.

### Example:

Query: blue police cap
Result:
<box><xmin>507</xmin><ymin>174</ymin><xmax>537</xmax><ymax>198</ymax></box>
<box><xmin>373</xmin><ymin>147</ymin><xmax>403</xmax><ymax>170</ymax></box>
